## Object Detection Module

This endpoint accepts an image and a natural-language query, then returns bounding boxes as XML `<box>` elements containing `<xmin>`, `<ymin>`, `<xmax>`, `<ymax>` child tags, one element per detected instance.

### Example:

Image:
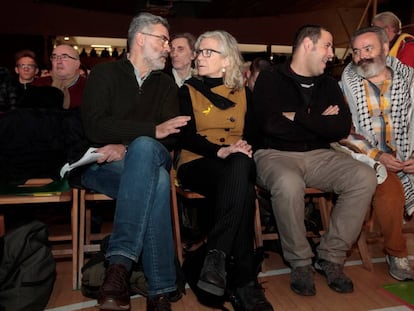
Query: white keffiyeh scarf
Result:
<box><xmin>342</xmin><ymin>56</ymin><xmax>414</xmax><ymax>216</ymax></box>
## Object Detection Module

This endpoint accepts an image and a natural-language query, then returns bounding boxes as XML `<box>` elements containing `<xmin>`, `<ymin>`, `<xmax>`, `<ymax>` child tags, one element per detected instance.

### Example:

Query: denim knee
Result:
<box><xmin>126</xmin><ymin>136</ymin><xmax>171</xmax><ymax>168</ymax></box>
<box><xmin>128</xmin><ymin>136</ymin><xmax>161</xmax><ymax>154</ymax></box>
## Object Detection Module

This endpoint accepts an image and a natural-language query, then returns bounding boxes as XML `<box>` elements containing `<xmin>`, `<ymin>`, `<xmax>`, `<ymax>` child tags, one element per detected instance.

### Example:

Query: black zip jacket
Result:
<box><xmin>253</xmin><ymin>61</ymin><xmax>351</xmax><ymax>152</ymax></box>
<box><xmin>81</xmin><ymin>58</ymin><xmax>179</xmax><ymax>149</ymax></box>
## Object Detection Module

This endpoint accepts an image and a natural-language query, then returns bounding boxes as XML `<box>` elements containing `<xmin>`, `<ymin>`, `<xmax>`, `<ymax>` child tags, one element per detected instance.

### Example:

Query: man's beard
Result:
<box><xmin>143</xmin><ymin>45</ymin><xmax>168</xmax><ymax>71</ymax></box>
<box><xmin>354</xmin><ymin>54</ymin><xmax>386</xmax><ymax>79</ymax></box>
<box><xmin>143</xmin><ymin>55</ymin><xmax>167</xmax><ymax>71</ymax></box>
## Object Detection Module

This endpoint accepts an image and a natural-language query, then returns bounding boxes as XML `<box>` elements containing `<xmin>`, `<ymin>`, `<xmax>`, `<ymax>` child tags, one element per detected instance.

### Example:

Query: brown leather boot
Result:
<box><xmin>97</xmin><ymin>264</ymin><xmax>130</xmax><ymax>310</ymax></box>
<box><xmin>146</xmin><ymin>294</ymin><xmax>171</xmax><ymax>311</ymax></box>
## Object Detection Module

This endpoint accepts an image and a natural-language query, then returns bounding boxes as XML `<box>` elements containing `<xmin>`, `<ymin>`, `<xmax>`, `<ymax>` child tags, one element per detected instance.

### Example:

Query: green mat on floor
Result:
<box><xmin>381</xmin><ymin>281</ymin><xmax>414</xmax><ymax>308</ymax></box>
<box><xmin>0</xmin><ymin>179</ymin><xmax>71</xmax><ymax>196</ymax></box>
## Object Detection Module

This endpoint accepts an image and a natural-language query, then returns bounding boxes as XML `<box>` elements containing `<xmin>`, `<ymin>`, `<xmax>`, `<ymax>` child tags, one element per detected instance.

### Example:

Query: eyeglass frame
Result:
<box><xmin>140</xmin><ymin>32</ymin><xmax>170</xmax><ymax>47</ymax></box>
<box><xmin>16</xmin><ymin>63</ymin><xmax>37</xmax><ymax>70</ymax></box>
<box><xmin>195</xmin><ymin>49</ymin><xmax>222</xmax><ymax>58</ymax></box>
<box><xmin>50</xmin><ymin>53</ymin><xmax>79</xmax><ymax>61</ymax></box>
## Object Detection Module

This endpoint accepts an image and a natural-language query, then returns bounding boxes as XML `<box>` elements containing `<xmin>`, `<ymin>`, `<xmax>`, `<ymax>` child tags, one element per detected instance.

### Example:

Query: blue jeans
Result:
<box><xmin>81</xmin><ymin>137</ymin><xmax>176</xmax><ymax>296</ymax></box>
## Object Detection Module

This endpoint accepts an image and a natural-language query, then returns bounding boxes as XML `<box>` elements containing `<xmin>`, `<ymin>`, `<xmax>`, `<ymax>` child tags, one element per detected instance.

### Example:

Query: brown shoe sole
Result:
<box><xmin>96</xmin><ymin>297</ymin><xmax>130</xmax><ymax>310</ymax></box>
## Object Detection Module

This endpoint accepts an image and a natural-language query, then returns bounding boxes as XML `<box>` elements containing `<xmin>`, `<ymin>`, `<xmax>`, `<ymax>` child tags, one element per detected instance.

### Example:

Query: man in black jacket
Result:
<box><xmin>253</xmin><ymin>25</ymin><xmax>377</xmax><ymax>297</ymax></box>
<box><xmin>81</xmin><ymin>12</ymin><xmax>190</xmax><ymax>311</ymax></box>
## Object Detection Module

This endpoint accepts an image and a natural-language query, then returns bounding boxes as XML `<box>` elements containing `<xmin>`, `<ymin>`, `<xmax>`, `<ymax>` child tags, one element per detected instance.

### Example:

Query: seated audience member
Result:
<box><xmin>89</xmin><ymin>48</ymin><xmax>98</xmax><ymax>58</ymax></box>
<box><xmin>119</xmin><ymin>48</ymin><xmax>127</xmax><ymax>59</ymax></box>
<box><xmin>341</xmin><ymin>26</ymin><xmax>414</xmax><ymax>281</ymax></box>
<box><xmin>13</xmin><ymin>49</ymin><xmax>38</xmax><ymax>101</ymax></box>
<box><xmin>253</xmin><ymin>25</ymin><xmax>377</xmax><ymax>296</ymax></box>
<box><xmin>100</xmin><ymin>48</ymin><xmax>110</xmax><ymax>58</ymax></box>
<box><xmin>79</xmin><ymin>48</ymin><xmax>88</xmax><ymax>58</ymax></box>
<box><xmin>177</xmin><ymin>30</ymin><xmax>273</xmax><ymax>310</ymax></box>
<box><xmin>246</xmin><ymin>57</ymin><xmax>272</xmax><ymax>91</ymax></box>
<box><xmin>81</xmin><ymin>12</ymin><xmax>190</xmax><ymax>311</ymax></box>
<box><xmin>38</xmin><ymin>64</ymin><xmax>51</xmax><ymax>78</ymax></box>
<box><xmin>79</xmin><ymin>64</ymin><xmax>89</xmax><ymax>79</ymax></box>
<box><xmin>372</xmin><ymin>11</ymin><xmax>414</xmax><ymax>67</ymax></box>
<box><xmin>33</xmin><ymin>44</ymin><xmax>86</xmax><ymax>109</ymax></box>
<box><xmin>168</xmin><ymin>32</ymin><xmax>196</xmax><ymax>87</ymax></box>
<box><xmin>112</xmin><ymin>47</ymin><xmax>119</xmax><ymax>58</ymax></box>
<box><xmin>0</xmin><ymin>67</ymin><xmax>18</xmax><ymax>112</ymax></box>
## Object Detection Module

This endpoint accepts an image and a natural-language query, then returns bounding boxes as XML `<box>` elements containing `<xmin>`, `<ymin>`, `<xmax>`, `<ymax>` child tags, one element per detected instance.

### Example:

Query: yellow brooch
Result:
<box><xmin>202</xmin><ymin>104</ymin><xmax>213</xmax><ymax>115</ymax></box>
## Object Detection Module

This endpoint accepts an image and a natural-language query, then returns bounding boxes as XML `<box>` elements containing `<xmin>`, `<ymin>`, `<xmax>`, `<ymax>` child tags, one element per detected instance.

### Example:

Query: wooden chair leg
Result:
<box><xmin>357</xmin><ymin>229</ymin><xmax>373</xmax><ymax>271</ymax></box>
<box><xmin>86</xmin><ymin>208</ymin><xmax>92</xmax><ymax>245</ymax></box>
<box><xmin>71</xmin><ymin>188</ymin><xmax>79</xmax><ymax>290</ymax></box>
<box><xmin>78</xmin><ymin>189</ymin><xmax>86</xmax><ymax>290</ymax></box>
<box><xmin>318</xmin><ymin>195</ymin><xmax>332</xmax><ymax>231</ymax></box>
<box><xmin>170</xmin><ymin>174</ymin><xmax>183</xmax><ymax>265</ymax></box>
<box><xmin>254</xmin><ymin>199</ymin><xmax>264</xmax><ymax>249</ymax></box>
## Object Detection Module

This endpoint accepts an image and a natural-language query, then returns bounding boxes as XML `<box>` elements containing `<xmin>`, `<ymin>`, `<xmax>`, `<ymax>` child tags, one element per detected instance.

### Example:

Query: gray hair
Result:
<box><xmin>171</xmin><ymin>32</ymin><xmax>196</xmax><ymax>52</ymax></box>
<box><xmin>350</xmin><ymin>26</ymin><xmax>389</xmax><ymax>47</ymax></box>
<box><xmin>372</xmin><ymin>11</ymin><xmax>402</xmax><ymax>35</ymax></box>
<box><xmin>195</xmin><ymin>30</ymin><xmax>245</xmax><ymax>91</ymax></box>
<box><xmin>127</xmin><ymin>12</ymin><xmax>170</xmax><ymax>49</ymax></box>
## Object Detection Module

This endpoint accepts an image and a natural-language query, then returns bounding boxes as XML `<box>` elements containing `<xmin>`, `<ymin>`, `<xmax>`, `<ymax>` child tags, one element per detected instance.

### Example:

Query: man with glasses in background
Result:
<box><xmin>33</xmin><ymin>44</ymin><xmax>86</xmax><ymax>109</ymax></box>
<box><xmin>13</xmin><ymin>49</ymin><xmax>38</xmax><ymax>103</ymax></box>
<box><xmin>0</xmin><ymin>49</ymin><xmax>36</xmax><ymax>112</ymax></box>
<box><xmin>81</xmin><ymin>12</ymin><xmax>190</xmax><ymax>311</ymax></box>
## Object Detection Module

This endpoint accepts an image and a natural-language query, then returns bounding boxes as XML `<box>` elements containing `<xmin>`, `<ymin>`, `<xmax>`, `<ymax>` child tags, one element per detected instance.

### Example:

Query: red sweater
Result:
<box><xmin>33</xmin><ymin>75</ymin><xmax>87</xmax><ymax>109</ymax></box>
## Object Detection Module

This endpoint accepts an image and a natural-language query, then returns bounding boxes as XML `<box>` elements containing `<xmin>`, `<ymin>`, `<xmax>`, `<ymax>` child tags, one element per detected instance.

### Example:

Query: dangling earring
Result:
<box><xmin>222</xmin><ymin>67</ymin><xmax>226</xmax><ymax>73</ymax></box>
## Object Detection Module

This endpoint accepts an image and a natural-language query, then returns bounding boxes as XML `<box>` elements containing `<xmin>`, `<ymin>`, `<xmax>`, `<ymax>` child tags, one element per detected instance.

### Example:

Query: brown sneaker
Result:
<box><xmin>147</xmin><ymin>294</ymin><xmax>171</xmax><ymax>311</ymax></box>
<box><xmin>97</xmin><ymin>264</ymin><xmax>130</xmax><ymax>310</ymax></box>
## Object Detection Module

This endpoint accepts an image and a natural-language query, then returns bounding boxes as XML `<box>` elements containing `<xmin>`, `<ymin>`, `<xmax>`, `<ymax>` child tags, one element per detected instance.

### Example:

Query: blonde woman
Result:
<box><xmin>177</xmin><ymin>30</ymin><xmax>273</xmax><ymax>310</ymax></box>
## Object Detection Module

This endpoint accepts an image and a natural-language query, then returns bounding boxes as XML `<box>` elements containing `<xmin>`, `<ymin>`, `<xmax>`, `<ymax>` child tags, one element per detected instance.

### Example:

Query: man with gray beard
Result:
<box><xmin>341</xmin><ymin>26</ymin><xmax>414</xmax><ymax>281</ymax></box>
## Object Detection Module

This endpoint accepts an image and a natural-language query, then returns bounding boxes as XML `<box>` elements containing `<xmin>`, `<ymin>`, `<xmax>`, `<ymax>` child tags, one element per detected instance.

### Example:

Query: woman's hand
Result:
<box><xmin>217</xmin><ymin>139</ymin><xmax>252</xmax><ymax>159</ymax></box>
<box><xmin>95</xmin><ymin>144</ymin><xmax>127</xmax><ymax>163</ymax></box>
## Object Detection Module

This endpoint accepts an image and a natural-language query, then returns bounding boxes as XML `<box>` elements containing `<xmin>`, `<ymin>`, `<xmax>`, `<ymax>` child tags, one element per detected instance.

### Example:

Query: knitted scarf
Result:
<box><xmin>342</xmin><ymin>56</ymin><xmax>414</xmax><ymax>216</ymax></box>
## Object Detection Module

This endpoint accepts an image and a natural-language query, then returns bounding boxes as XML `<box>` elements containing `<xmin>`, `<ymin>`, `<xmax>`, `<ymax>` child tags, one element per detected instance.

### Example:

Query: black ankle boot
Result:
<box><xmin>197</xmin><ymin>249</ymin><xmax>226</xmax><ymax>296</ymax></box>
<box><xmin>230</xmin><ymin>280</ymin><xmax>274</xmax><ymax>311</ymax></box>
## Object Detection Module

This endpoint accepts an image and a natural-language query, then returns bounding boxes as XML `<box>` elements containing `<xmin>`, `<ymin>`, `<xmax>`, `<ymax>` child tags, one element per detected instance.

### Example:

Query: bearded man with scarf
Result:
<box><xmin>341</xmin><ymin>26</ymin><xmax>414</xmax><ymax>282</ymax></box>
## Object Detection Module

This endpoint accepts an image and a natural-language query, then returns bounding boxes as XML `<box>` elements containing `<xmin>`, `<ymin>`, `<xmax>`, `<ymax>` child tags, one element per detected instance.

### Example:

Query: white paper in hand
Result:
<box><xmin>60</xmin><ymin>147</ymin><xmax>103</xmax><ymax>178</ymax></box>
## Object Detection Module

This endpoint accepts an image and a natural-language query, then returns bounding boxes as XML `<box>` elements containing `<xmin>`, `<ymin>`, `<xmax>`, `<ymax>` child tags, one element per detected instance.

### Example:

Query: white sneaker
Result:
<box><xmin>385</xmin><ymin>255</ymin><xmax>414</xmax><ymax>281</ymax></box>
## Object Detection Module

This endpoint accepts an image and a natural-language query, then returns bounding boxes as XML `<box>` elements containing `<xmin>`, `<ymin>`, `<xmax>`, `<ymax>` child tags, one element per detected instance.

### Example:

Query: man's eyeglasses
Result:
<box><xmin>16</xmin><ymin>64</ymin><xmax>37</xmax><ymax>70</ymax></box>
<box><xmin>50</xmin><ymin>53</ymin><xmax>79</xmax><ymax>61</ymax></box>
<box><xmin>196</xmin><ymin>49</ymin><xmax>222</xmax><ymax>58</ymax></box>
<box><xmin>140</xmin><ymin>32</ymin><xmax>170</xmax><ymax>47</ymax></box>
